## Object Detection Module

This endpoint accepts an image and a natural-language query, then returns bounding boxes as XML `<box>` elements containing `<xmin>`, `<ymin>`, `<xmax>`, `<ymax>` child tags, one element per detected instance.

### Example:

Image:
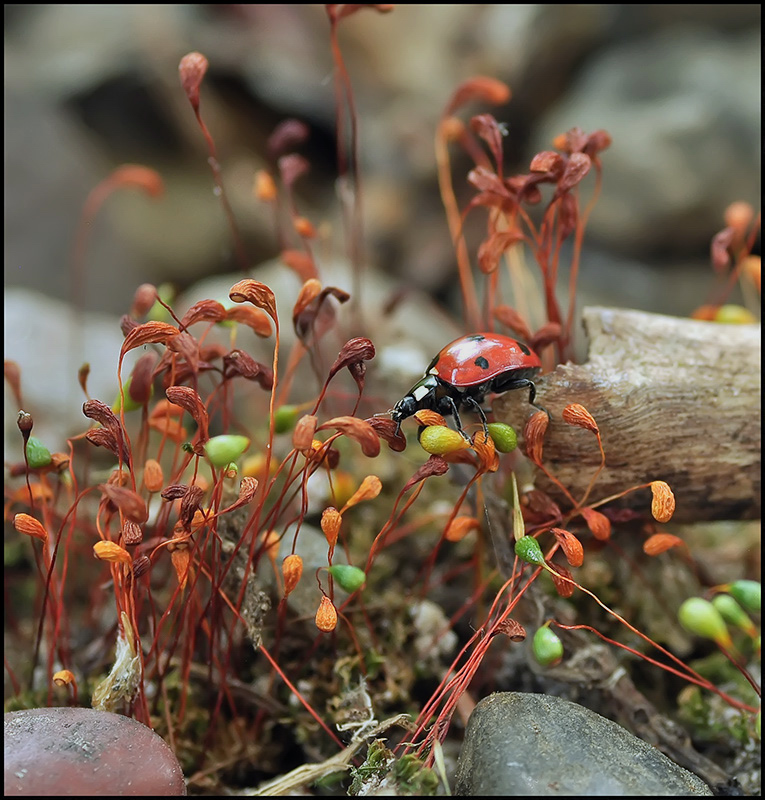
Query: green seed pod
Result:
<box><xmin>112</xmin><ymin>377</ymin><xmax>143</xmax><ymax>413</ymax></box>
<box><xmin>147</xmin><ymin>282</ymin><xmax>175</xmax><ymax>322</ymax></box>
<box><xmin>486</xmin><ymin>422</ymin><xmax>517</xmax><ymax>453</ymax></box>
<box><xmin>25</xmin><ymin>436</ymin><xmax>52</xmax><ymax>469</ymax></box>
<box><xmin>418</xmin><ymin>425</ymin><xmax>470</xmax><ymax>455</ymax></box>
<box><xmin>515</xmin><ymin>535</ymin><xmax>545</xmax><ymax>567</ymax></box>
<box><xmin>728</xmin><ymin>580</ymin><xmax>761</xmax><ymax>613</ymax></box>
<box><xmin>326</xmin><ymin>564</ymin><xmax>366</xmax><ymax>593</ymax></box>
<box><xmin>216</xmin><ymin>315</ymin><xmax>236</xmax><ymax>329</ymax></box>
<box><xmin>532</xmin><ymin>626</ymin><xmax>563</xmax><ymax>666</ymax></box>
<box><xmin>203</xmin><ymin>435</ymin><xmax>251</xmax><ymax>468</ymax></box>
<box><xmin>713</xmin><ymin>304</ymin><xmax>757</xmax><ymax>325</ymax></box>
<box><xmin>678</xmin><ymin>598</ymin><xmax>731</xmax><ymax>646</ymax></box>
<box><xmin>274</xmin><ymin>405</ymin><xmax>299</xmax><ymax>434</ymax></box>
<box><xmin>711</xmin><ymin>594</ymin><xmax>757</xmax><ymax>637</ymax></box>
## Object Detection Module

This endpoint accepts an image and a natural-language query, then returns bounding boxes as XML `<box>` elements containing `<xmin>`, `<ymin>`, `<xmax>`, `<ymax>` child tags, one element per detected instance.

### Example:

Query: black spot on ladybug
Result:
<box><xmin>518</xmin><ymin>342</ymin><xmax>531</xmax><ymax>355</ymax></box>
<box><xmin>467</xmin><ymin>334</ymin><xmax>485</xmax><ymax>341</ymax></box>
<box><xmin>474</xmin><ymin>356</ymin><xmax>490</xmax><ymax>369</ymax></box>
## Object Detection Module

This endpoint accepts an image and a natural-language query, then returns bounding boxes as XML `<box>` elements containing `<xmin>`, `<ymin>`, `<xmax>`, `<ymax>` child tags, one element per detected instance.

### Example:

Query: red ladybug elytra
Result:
<box><xmin>391</xmin><ymin>332</ymin><xmax>544</xmax><ymax>437</ymax></box>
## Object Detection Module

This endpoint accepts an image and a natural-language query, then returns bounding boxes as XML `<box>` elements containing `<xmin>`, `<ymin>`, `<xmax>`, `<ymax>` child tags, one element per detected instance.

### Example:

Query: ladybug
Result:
<box><xmin>391</xmin><ymin>332</ymin><xmax>544</xmax><ymax>437</ymax></box>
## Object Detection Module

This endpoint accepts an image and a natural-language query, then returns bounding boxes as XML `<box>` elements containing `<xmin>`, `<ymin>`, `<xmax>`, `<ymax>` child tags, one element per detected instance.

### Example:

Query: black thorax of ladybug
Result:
<box><xmin>391</xmin><ymin>333</ymin><xmax>544</xmax><ymax>438</ymax></box>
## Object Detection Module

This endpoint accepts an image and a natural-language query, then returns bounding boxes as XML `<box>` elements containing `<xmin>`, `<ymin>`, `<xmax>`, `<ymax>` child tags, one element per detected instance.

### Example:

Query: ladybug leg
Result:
<box><xmin>462</xmin><ymin>395</ymin><xmax>489</xmax><ymax>435</ymax></box>
<box><xmin>507</xmin><ymin>379</ymin><xmax>549</xmax><ymax>417</ymax></box>
<box><xmin>437</xmin><ymin>395</ymin><xmax>470</xmax><ymax>439</ymax></box>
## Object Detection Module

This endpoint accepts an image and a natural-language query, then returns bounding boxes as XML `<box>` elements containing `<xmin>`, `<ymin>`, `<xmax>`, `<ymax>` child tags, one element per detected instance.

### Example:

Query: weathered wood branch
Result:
<box><xmin>495</xmin><ymin>307</ymin><xmax>761</xmax><ymax>522</ymax></box>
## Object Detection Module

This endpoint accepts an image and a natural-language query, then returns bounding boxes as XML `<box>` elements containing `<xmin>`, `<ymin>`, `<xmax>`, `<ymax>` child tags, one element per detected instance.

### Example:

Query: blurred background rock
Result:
<box><xmin>4</xmin><ymin>4</ymin><xmax>761</xmax><ymax>452</ymax></box>
<box><xmin>5</xmin><ymin>3</ymin><xmax>760</xmax><ymax>310</ymax></box>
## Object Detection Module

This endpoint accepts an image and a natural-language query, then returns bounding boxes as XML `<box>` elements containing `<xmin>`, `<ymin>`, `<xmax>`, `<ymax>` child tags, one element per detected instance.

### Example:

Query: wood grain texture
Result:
<box><xmin>494</xmin><ymin>307</ymin><xmax>761</xmax><ymax>522</ymax></box>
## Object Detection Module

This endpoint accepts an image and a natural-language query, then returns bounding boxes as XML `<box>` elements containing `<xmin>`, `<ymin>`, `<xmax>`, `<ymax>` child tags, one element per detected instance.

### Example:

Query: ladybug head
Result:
<box><xmin>391</xmin><ymin>375</ymin><xmax>440</xmax><ymax>433</ymax></box>
<box><xmin>391</xmin><ymin>395</ymin><xmax>417</xmax><ymax>431</ymax></box>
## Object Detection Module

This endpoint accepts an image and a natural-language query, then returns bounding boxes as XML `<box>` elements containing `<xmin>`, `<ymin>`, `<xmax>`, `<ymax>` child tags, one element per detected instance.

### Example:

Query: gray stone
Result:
<box><xmin>535</xmin><ymin>27</ymin><xmax>761</xmax><ymax>255</ymax></box>
<box><xmin>3</xmin><ymin>288</ymin><xmax>126</xmax><ymax>461</ymax></box>
<box><xmin>454</xmin><ymin>692</ymin><xmax>713</xmax><ymax>796</ymax></box>
<box><xmin>4</xmin><ymin>707</ymin><xmax>186</xmax><ymax>796</ymax></box>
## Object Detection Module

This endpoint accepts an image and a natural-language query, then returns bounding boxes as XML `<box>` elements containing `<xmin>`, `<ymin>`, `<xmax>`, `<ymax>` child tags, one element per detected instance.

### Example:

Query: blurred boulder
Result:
<box><xmin>4</xmin><ymin>288</ymin><xmax>125</xmax><ymax>461</ymax></box>
<box><xmin>535</xmin><ymin>27</ymin><xmax>761</xmax><ymax>256</ymax></box>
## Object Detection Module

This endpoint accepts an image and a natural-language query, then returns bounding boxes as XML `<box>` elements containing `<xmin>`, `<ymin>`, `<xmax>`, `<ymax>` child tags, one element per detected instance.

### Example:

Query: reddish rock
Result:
<box><xmin>4</xmin><ymin>708</ymin><xmax>186</xmax><ymax>796</ymax></box>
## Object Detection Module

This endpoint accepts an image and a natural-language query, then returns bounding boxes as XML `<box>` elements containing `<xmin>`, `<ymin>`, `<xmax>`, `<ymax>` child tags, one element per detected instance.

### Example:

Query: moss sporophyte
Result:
<box><xmin>5</xmin><ymin>8</ymin><xmax>759</xmax><ymax>793</ymax></box>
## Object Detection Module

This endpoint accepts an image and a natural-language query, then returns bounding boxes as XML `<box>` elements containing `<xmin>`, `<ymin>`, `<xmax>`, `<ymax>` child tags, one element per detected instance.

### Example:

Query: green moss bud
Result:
<box><xmin>532</xmin><ymin>626</ymin><xmax>563</xmax><ymax>666</ymax></box>
<box><xmin>147</xmin><ymin>283</ymin><xmax>175</xmax><ymax>322</ymax></box>
<box><xmin>274</xmin><ymin>405</ymin><xmax>299</xmax><ymax>434</ymax></box>
<box><xmin>713</xmin><ymin>304</ymin><xmax>757</xmax><ymax>324</ymax></box>
<box><xmin>487</xmin><ymin>422</ymin><xmax>517</xmax><ymax>453</ymax></box>
<box><xmin>25</xmin><ymin>436</ymin><xmax>52</xmax><ymax>469</ymax></box>
<box><xmin>418</xmin><ymin>425</ymin><xmax>470</xmax><ymax>455</ymax></box>
<box><xmin>711</xmin><ymin>594</ymin><xmax>757</xmax><ymax>637</ymax></box>
<box><xmin>112</xmin><ymin>377</ymin><xmax>144</xmax><ymax>413</ymax></box>
<box><xmin>515</xmin><ymin>535</ymin><xmax>545</xmax><ymax>567</ymax></box>
<box><xmin>728</xmin><ymin>580</ymin><xmax>761</xmax><ymax>613</ymax></box>
<box><xmin>326</xmin><ymin>564</ymin><xmax>366</xmax><ymax>593</ymax></box>
<box><xmin>203</xmin><ymin>435</ymin><xmax>250</xmax><ymax>468</ymax></box>
<box><xmin>678</xmin><ymin>598</ymin><xmax>732</xmax><ymax>647</ymax></box>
